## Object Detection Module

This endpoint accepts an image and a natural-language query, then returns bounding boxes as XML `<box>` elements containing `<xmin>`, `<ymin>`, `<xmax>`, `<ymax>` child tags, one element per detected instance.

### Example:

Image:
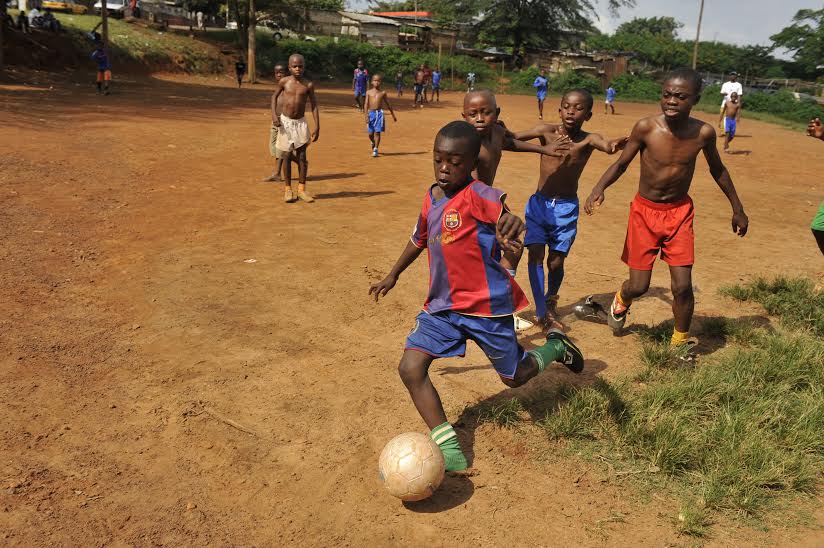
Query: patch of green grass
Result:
<box><xmin>720</xmin><ymin>276</ymin><xmax>824</xmax><ymax>336</ymax></box>
<box><xmin>469</xmin><ymin>397</ymin><xmax>525</xmax><ymax>428</ymax></box>
<box><xmin>675</xmin><ymin>500</ymin><xmax>712</xmax><ymax>537</ymax></box>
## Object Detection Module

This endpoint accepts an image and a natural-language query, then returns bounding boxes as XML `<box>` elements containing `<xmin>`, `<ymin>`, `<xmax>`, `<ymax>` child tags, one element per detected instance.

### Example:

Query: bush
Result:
<box><xmin>699</xmin><ymin>85</ymin><xmax>824</xmax><ymax>125</ymax></box>
<box><xmin>549</xmin><ymin>70</ymin><xmax>601</xmax><ymax>95</ymax></box>
<box><xmin>257</xmin><ymin>38</ymin><xmax>494</xmax><ymax>87</ymax></box>
<box><xmin>508</xmin><ymin>66</ymin><xmax>541</xmax><ymax>92</ymax></box>
<box><xmin>610</xmin><ymin>73</ymin><xmax>661</xmax><ymax>101</ymax></box>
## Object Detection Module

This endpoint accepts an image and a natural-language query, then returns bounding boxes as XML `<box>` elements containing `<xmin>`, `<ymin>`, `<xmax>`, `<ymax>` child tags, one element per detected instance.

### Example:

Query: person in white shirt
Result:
<box><xmin>719</xmin><ymin>71</ymin><xmax>743</xmax><ymax>133</ymax></box>
<box><xmin>28</xmin><ymin>7</ymin><xmax>40</xmax><ymax>25</ymax></box>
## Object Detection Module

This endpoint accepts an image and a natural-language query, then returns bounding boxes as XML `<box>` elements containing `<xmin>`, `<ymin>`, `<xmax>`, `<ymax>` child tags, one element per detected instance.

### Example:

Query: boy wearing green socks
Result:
<box><xmin>369</xmin><ymin>121</ymin><xmax>585</xmax><ymax>472</ymax></box>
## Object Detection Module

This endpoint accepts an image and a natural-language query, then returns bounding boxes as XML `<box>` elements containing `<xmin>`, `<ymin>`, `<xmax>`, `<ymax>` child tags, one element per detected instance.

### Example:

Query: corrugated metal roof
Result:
<box><xmin>339</xmin><ymin>11</ymin><xmax>400</xmax><ymax>26</ymax></box>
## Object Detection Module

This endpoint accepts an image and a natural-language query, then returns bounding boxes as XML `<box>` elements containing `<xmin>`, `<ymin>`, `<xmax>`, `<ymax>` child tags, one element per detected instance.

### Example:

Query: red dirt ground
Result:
<box><xmin>1</xmin><ymin>70</ymin><xmax>823</xmax><ymax>546</ymax></box>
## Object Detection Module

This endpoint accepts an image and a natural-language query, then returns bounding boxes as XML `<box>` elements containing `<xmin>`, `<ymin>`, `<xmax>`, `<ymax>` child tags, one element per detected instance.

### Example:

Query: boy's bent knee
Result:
<box><xmin>398</xmin><ymin>352</ymin><xmax>430</xmax><ymax>386</ymax></box>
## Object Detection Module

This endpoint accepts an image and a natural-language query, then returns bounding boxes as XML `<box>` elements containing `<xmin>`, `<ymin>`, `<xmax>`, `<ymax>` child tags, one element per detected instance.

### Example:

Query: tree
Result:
<box><xmin>616</xmin><ymin>16</ymin><xmax>682</xmax><ymax>39</ymax></box>
<box><xmin>770</xmin><ymin>9</ymin><xmax>824</xmax><ymax>79</ymax></box>
<box><xmin>248</xmin><ymin>0</ymin><xmax>256</xmax><ymax>83</ymax></box>
<box><xmin>473</xmin><ymin>0</ymin><xmax>635</xmax><ymax>57</ymax></box>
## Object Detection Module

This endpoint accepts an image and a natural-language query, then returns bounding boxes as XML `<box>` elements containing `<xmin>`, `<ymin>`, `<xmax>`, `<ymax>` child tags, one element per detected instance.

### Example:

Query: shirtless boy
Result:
<box><xmin>722</xmin><ymin>91</ymin><xmax>741</xmax><ymax>152</ymax></box>
<box><xmin>413</xmin><ymin>65</ymin><xmax>426</xmax><ymax>109</ymax></box>
<box><xmin>461</xmin><ymin>90</ymin><xmax>569</xmax><ymax>273</ymax></box>
<box><xmin>364</xmin><ymin>74</ymin><xmax>398</xmax><ymax>158</ymax></box>
<box><xmin>511</xmin><ymin>89</ymin><xmax>627</xmax><ymax>330</ymax></box>
<box><xmin>584</xmin><ymin>68</ymin><xmax>748</xmax><ymax>346</ymax></box>
<box><xmin>272</xmin><ymin>54</ymin><xmax>320</xmax><ymax>203</ymax></box>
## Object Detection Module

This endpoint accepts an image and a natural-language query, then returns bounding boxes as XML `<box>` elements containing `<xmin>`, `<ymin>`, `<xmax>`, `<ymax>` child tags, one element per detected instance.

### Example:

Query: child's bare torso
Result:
<box><xmin>638</xmin><ymin>115</ymin><xmax>711</xmax><ymax>202</ymax></box>
<box><xmin>280</xmin><ymin>76</ymin><xmax>313</xmax><ymax>119</ymax></box>
<box><xmin>475</xmin><ymin>124</ymin><xmax>507</xmax><ymax>185</ymax></box>
<box><xmin>365</xmin><ymin>88</ymin><xmax>386</xmax><ymax>111</ymax></box>
<box><xmin>536</xmin><ymin>125</ymin><xmax>595</xmax><ymax>198</ymax></box>
<box><xmin>724</xmin><ymin>100</ymin><xmax>741</xmax><ymax>118</ymax></box>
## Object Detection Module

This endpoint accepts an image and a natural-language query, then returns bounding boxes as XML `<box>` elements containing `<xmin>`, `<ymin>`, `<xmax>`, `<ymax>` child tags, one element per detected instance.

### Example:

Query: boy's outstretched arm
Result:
<box><xmin>503</xmin><ymin>132</ymin><xmax>570</xmax><ymax>158</ymax></box>
<box><xmin>509</xmin><ymin>124</ymin><xmax>554</xmax><ymax>142</ymax></box>
<box><xmin>701</xmin><ymin>125</ymin><xmax>748</xmax><ymax>236</ymax></box>
<box><xmin>308</xmin><ymin>83</ymin><xmax>320</xmax><ymax>141</ymax></box>
<box><xmin>369</xmin><ymin>241</ymin><xmax>424</xmax><ymax>301</ymax></box>
<box><xmin>589</xmin><ymin>133</ymin><xmax>629</xmax><ymax>154</ymax></box>
<box><xmin>584</xmin><ymin>120</ymin><xmax>646</xmax><ymax>215</ymax></box>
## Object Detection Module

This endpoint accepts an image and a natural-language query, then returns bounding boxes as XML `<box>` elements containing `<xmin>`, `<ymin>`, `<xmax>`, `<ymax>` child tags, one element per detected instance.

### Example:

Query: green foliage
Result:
<box><xmin>720</xmin><ymin>276</ymin><xmax>824</xmax><ymax>336</ymax></box>
<box><xmin>616</xmin><ymin>16</ymin><xmax>682</xmax><ymax>39</ymax></box>
<box><xmin>549</xmin><ymin>70</ymin><xmax>601</xmax><ymax>95</ymax></box>
<box><xmin>255</xmin><ymin>37</ymin><xmax>493</xmax><ymax>85</ymax></box>
<box><xmin>472</xmin><ymin>397</ymin><xmax>525</xmax><ymax>428</ymax></box>
<box><xmin>770</xmin><ymin>9</ymin><xmax>824</xmax><ymax>80</ymax></box>
<box><xmin>609</xmin><ymin>72</ymin><xmax>660</xmax><ymax>101</ymax></box>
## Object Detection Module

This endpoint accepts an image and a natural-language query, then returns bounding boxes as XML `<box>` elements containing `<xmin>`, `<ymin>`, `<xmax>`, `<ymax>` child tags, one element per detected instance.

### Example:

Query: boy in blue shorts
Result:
<box><xmin>533</xmin><ymin>68</ymin><xmax>548</xmax><ymax>119</ymax></box>
<box><xmin>605</xmin><ymin>84</ymin><xmax>616</xmax><ymax>115</ymax></box>
<box><xmin>364</xmin><ymin>74</ymin><xmax>397</xmax><ymax>157</ymax></box>
<box><xmin>511</xmin><ymin>89</ymin><xmax>627</xmax><ymax>330</ymax></box>
<box><xmin>369</xmin><ymin>121</ymin><xmax>584</xmax><ymax>472</ymax></box>
<box><xmin>723</xmin><ymin>92</ymin><xmax>741</xmax><ymax>153</ymax></box>
<box><xmin>352</xmin><ymin>58</ymin><xmax>369</xmax><ymax>112</ymax></box>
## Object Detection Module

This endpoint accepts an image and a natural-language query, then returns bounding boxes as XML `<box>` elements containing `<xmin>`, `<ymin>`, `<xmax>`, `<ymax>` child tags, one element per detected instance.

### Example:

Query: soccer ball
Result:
<box><xmin>378</xmin><ymin>432</ymin><xmax>445</xmax><ymax>501</ymax></box>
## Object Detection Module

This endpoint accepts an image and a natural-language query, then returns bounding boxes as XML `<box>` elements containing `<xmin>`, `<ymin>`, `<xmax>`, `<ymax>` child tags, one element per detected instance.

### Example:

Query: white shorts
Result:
<box><xmin>276</xmin><ymin>114</ymin><xmax>310</xmax><ymax>151</ymax></box>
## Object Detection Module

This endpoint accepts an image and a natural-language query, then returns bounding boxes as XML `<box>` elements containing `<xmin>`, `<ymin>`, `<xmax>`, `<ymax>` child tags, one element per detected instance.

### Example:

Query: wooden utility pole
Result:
<box><xmin>247</xmin><ymin>0</ymin><xmax>256</xmax><ymax>83</ymax></box>
<box><xmin>101</xmin><ymin>0</ymin><xmax>109</xmax><ymax>47</ymax></box>
<box><xmin>0</xmin><ymin>1</ymin><xmax>5</xmax><ymax>73</ymax></box>
<box><xmin>692</xmin><ymin>0</ymin><xmax>705</xmax><ymax>69</ymax></box>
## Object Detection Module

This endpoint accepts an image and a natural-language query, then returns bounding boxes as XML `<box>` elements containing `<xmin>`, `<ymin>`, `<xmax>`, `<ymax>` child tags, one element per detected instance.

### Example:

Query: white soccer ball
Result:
<box><xmin>378</xmin><ymin>432</ymin><xmax>445</xmax><ymax>501</ymax></box>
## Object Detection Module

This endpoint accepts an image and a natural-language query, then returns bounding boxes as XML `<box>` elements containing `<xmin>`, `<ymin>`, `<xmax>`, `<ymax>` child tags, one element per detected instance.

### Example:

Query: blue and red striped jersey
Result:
<box><xmin>411</xmin><ymin>181</ymin><xmax>529</xmax><ymax>317</ymax></box>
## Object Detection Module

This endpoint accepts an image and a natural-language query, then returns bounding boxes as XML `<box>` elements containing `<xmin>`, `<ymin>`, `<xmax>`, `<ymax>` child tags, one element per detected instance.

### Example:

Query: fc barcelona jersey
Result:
<box><xmin>410</xmin><ymin>181</ymin><xmax>529</xmax><ymax>317</ymax></box>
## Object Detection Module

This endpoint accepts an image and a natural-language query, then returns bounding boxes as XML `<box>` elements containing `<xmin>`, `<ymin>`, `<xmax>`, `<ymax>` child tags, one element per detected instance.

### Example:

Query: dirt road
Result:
<box><xmin>1</xmin><ymin>71</ymin><xmax>822</xmax><ymax>545</ymax></box>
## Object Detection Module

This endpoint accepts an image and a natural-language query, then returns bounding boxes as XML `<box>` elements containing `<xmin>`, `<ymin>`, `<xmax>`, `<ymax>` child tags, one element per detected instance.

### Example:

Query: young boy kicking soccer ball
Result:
<box><xmin>369</xmin><ymin>121</ymin><xmax>584</xmax><ymax>472</ymax></box>
<box><xmin>511</xmin><ymin>89</ymin><xmax>627</xmax><ymax>331</ymax></box>
<box><xmin>272</xmin><ymin>54</ymin><xmax>320</xmax><ymax>203</ymax></box>
<box><xmin>584</xmin><ymin>68</ymin><xmax>749</xmax><ymax>347</ymax></box>
<box><xmin>364</xmin><ymin>74</ymin><xmax>397</xmax><ymax>158</ymax></box>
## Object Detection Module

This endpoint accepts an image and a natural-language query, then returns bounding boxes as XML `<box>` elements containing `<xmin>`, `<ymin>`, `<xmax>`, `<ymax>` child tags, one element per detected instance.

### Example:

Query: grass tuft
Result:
<box><xmin>675</xmin><ymin>500</ymin><xmax>712</xmax><ymax>537</ymax></box>
<box><xmin>720</xmin><ymin>276</ymin><xmax>824</xmax><ymax>335</ymax></box>
<box><xmin>471</xmin><ymin>397</ymin><xmax>525</xmax><ymax>428</ymax></box>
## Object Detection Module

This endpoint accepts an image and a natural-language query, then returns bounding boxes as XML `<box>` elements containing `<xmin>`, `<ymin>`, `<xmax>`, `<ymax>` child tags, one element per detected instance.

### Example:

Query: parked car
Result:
<box><xmin>42</xmin><ymin>0</ymin><xmax>88</xmax><ymax>14</ymax></box>
<box><xmin>225</xmin><ymin>19</ymin><xmax>316</xmax><ymax>41</ymax></box>
<box><xmin>93</xmin><ymin>0</ymin><xmax>138</xmax><ymax>18</ymax></box>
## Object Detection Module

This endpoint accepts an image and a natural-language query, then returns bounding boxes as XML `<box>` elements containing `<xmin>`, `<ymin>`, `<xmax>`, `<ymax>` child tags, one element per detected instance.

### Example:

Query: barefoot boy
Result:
<box><xmin>413</xmin><ymin>65</ymin><xmax>426</xmax><ymax>109</ymax></box>
<box><xmin>369</xmin><ymin>121</ymin><xmax>584</xmax><ymax>471</ymax></box>
<box><xmin>584</xmin><ymin>68</ymin><xmax>749</xmax><ymax>345</ymax></box>
<box><xmin>722</xmin><ymin>91</ymin><xmax>741</xmax><ymax>152</ymax></box>
<box><xmin>533</xmin><ymin>68</ymin><xmax>548</xmax><ymax>119</ymax></box>
<box><xmin>364</xmin><ymin>74</ymin><xmax>397</xmax><ymax>158</ymax></box>
<box><xmin>512</xmin><ymin>89</ymin><xmax>627</xmax><ymax>330</ymax></box>
<box><xmin>605</xmin><ymin>84</ymin><xmax>616</xmax><ymax>115</ymax></box>
<box><xmin>265</xmin><ymin>62</ymin><xmax>290</xmax><ymax>182</ymax></box>
<box><xmin>272</xmin><ymin>54</ymin><xmax>320</xmax><ymax>203</ymax></box>
<box><xmin>461</xmin><ymin>89</ymin><xmax>570</xmax><ymax>275</ymax></box>
<box><xmin>353</xmin><ymin>59</ymin><xmax>368</xmax><ymax>112</ymax></box>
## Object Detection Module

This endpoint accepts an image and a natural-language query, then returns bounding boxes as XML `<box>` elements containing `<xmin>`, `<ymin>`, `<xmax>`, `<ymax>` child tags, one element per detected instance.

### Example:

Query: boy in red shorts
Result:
<box><xmin>584</xmin><ymin>68</ymin><xmax>749</xmax><ymax>346</ymax></box>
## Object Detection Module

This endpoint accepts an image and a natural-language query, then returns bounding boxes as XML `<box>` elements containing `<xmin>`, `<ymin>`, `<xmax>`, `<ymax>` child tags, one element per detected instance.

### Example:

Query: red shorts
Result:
<box><xmin>621</xmin><ymin>194</ymin><xmax>694</xmax><ymax>270</ymax></box>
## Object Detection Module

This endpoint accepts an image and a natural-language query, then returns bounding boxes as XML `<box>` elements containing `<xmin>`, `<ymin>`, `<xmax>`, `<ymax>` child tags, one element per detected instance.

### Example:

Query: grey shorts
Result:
<box><xmin>269</xmin><ymin>123</ymin><xmax>288</xmax><ymax>159</ymax></box>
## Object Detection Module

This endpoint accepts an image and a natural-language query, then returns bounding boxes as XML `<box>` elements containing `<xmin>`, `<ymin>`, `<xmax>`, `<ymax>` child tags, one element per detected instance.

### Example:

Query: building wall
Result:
<box><xmin>306</xmin><ymin>10</ymin><xmax>343</xmax><ymax>36</ymax></box>
<box><xmin>359</xmin><ymin>23</ymin><xmax>398</xmax><ymax>46</ymax></box>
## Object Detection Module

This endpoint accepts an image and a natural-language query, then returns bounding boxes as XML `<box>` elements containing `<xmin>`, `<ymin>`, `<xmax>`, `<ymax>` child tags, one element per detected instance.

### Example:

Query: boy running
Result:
<box><xmin>533</xmin><ymin>68</ymin><xmax>548</xmax><ymax>119</ymax></box>
<box><xmin>234</xmin><ymin>58</ymin><xmax>247</xmax><ymax>88</ymax></box>
<box><xmin>584</xmin><ymin>68</ymin><xmax>749</xmax><ymax>346</ymax></box>
<box><xmin>369</xmin><ymin>121</ymin><xmax>585</xmax><ymax>472</ymax></box>
<box><xmin>431</xmin><ymin>67</ymin><xmax>442</xmax><ymax>102</ymax></box>
<box><xmin>364</xmin><ymin>74</ymin><xmax>398</xmax><ymax>158</ymax></box>
<box><xmin>461</xmin><ymin>89</ymin><xmax>570</xmax><ymax>278</ymax></box>
<box><xmin>722</xmin><ymin>91</ymin><xmax>741</xmax><ymax>153</ymax></box>
<box><xmin>91</xmin><ymin>45</ymin><xmax>111</xmax><ymax>95</ymax></box>
<box><xmin>272</xmin><ymin>54</ymin><xmax>320</xmax><ymax>204</ymax></box>
<box><xmin>353</xmin><ymin>59</ymin><xmax>369</xmax><ymax>112</ymax></box>
<box><xmin>605</xmin><ymin>85</ymin><xmax>616</xmax><ymax>115</ymax></box>
<box><xmin>511</xmin><ymin>89</ymin><xmax>627</xmax><ymax>330</ymax></box>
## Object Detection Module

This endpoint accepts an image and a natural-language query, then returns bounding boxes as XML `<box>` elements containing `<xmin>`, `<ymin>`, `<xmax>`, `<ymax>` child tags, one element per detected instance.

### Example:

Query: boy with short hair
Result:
<box><xmin>722</xmin><ymin>91</ymin><xmax>741</xmax><ymax>153</ymax></box>
<box><xmin>272</xmin><ymin>54</ymin><xmax>320</xmax><ymax>204</ymax></box>
<box><xmin>353</xmin><ymin>59</ymin><xmax>369</xmax><ymax>112</ymax></box>
<box><xmin>234</xmin><ymin>58</ymin><xmax>247</xmax><ymax>88</ymax></box>
<box><xmin>413</xmin><ymin>65</ymin><xmax>426</xmax><ymax>109</ymax></box>
<box><xmin>511</xmin><ymin>89</ymin><xmax>627</xmax><ymax>330</ymax></box>
<box><xmin>466</xmin><ymin>71</ymin><xmax>476</xmax><ymax>92</ymax></box>
<box><xmin>369</xmin><ymin>121</ymin><xmax>585</xmax><ymax>472</ymax></box>
<box><xmin>395</xmin><ymin>69</ymin><xmax>404</xmax><ymax>97</ymax></box>
<box><xmin>605</xmin><ymin>84</ymin><xmax>616</xmax><ymax>115</ymax></box>
<box><xmin>364</xmin><ymin>74</ymin><xmax>398</xmax><ymax>158</ymax></box>
<box><xmin>431</xmin><ymin>67</ymin><xmax>442</xmax><ymax>102</ymax></box>
<box><xmin>264</xmin><ymin>63</ymin><xmax>294</xmax><ymax>183</ymax></box>
<box><xmin>533</xmin><ymin>68</ymin><xmax>548</xmax><ymax>119</ymax></box>
<box><xmin>584</xmin><ymin>68</ymin><xmax>749</xmax><ymax>346</ymax></box>
<box><xmin>91</xmin><ymin>45</ymin><xmax>112</xmax><ymax>95</ymax></box>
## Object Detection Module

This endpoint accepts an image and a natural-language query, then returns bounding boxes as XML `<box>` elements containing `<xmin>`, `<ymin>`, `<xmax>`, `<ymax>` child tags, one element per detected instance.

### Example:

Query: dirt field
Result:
<box><xmin>1</xmin><ymin>70</ymin><xmax>823</xmax><ymax>546</ymax></box>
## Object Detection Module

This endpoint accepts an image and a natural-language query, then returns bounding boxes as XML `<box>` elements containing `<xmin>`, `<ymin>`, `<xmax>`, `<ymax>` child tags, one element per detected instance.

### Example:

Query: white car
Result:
<box><xmin>226</xmin><ymin>19</ymin><xmax>315</xmax><ymax>41</ymax></box>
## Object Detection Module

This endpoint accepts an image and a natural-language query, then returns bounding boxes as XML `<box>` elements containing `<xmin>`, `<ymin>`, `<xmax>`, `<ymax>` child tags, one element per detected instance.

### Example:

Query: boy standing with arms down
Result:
<box><xmin>369</xmin><ymin>121</ymin><xmax>584</xmax><ymax>472</ymax></box>
<box><xmin>272</xmin><ymin>54</ymin><xmax>320</xmax><ymax>203</ymax></box>
<box><xmin>511</xmin><ymin>89</ymin><xmax>627</xmax><ymax>330</ymax></box>
<box><xmin>234</xmin><ymin>58</ymin><xmax>247</xmax><ymax>88</ymax></box>
<box><xmin>533</xmin><ymin>68</ymin><xmax>548</xmax><ymax>119</ymax></box>
<box><xmin>265</xmin><ymin>63</ymin><xmax>290</xmax><ymax>182</ymax></box>
<box><xmin>605</xmin><ymin>84</ymin><xmax>616</xmax><ymax>115</ymax></box>
<box><xmin>353</xmin><ymin>59</ymin><xmax>369</xmax><ymax>112</ymax></box>
<box><xmin>584</xmin><ymin>68</ymin><xmax>748</xmax><ymax>346</ymax></box>
<box><xmin>431</xmin><ymin>67</ymin><xmax>442</xmax><ymax>102</ymax></box>
<box><xmin>413</xmin><ymin>65</ymin><xmax>426</xmax><ymax>109</ymax></box>
<box><xmin>722</xmin><ymin>91</ymin><xmax>741</xmax><ymax>153</ymax></box>
<box><xmin>364</xmin><ymin>74</ymin><xmax>398</xmax><ymax>158</ymax></box>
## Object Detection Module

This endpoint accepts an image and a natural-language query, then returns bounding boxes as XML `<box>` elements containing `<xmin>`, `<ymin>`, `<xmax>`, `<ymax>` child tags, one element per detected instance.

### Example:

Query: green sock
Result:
<box><xmin>527</xmin><ymin>339</ymin><xmax>565</xmax><ymax>372</ymax></box>
<box><xmin>430</xmin><ymin>422</ymin><xmax>468</xmax><ymax>472</ymax></box>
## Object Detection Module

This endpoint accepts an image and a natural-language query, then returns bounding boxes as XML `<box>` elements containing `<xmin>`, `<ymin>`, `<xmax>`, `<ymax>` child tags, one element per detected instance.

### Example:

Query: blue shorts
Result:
<box><xmin>524</xmin><ymin>194</ymin><xmax>579</xmax><ymax>254</ymax></box>
<box><xmin>414</xmin><ymin>83</ymin><xmax>424</xmax><ymax>95</ymax></box>
<box><xmin>537</xmin><ymin>90</ymin><xmax>547</xmax><ymax>101</ymax></box>
<box><xmin>405</xmin><ymin>311</ymin><xmax>527</xmax><ymax>380</ymax></box>
<box><xmin>367</xmin><ymin>109</ymin><xmax>385</xmax><ymax>133</ymax></box>
<box><xmin>354</xmin><ymin>86</ymin><xmax>366</xmax><ymax>97</ymax></box>
<box><xmin>725</xmin><ymin>117</ymin><xmax>737</xmax><ymax>137</ymax></box>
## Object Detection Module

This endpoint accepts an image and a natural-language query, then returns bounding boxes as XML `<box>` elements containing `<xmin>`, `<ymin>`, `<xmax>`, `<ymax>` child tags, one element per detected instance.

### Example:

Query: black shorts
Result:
<box><xmin>414</xmin><ymin>83</ymin><xmax>424</xmax><ymax>95</ymax></box>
